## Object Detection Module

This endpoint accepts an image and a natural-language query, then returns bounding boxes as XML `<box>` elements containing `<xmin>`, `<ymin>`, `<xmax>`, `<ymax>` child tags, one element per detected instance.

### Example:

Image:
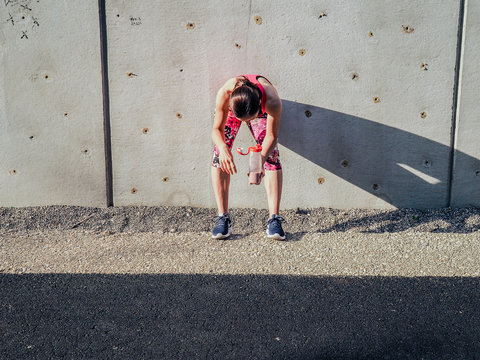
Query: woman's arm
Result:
<box><xmin>211</xmin><ymin>79</ymin><xmax>237</xmax><ymax>174</ymax></box>
<box><xmin>262</xmin><ymin>99</ymin><xmax>282</xmax><ymax>163</ymax></box>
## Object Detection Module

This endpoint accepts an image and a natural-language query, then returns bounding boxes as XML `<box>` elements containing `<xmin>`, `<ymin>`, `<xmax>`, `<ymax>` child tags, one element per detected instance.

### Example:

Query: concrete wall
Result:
<box><xmin>0</xmin><ymin>1</ymin><xmax>106</xmax><ymax>207</ymax></box>
<box><xmin>1</xmin><ymin>0</ymin><xmax>478</xmax><ymax>209</ymax></box>
<box><xmin>451</xmin><ymin>0</ymin><xmax>480</xmax><ymax>207</ymax></box>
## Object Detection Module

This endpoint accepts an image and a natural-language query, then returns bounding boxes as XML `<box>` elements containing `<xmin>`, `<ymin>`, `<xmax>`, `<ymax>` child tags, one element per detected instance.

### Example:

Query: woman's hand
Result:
<box><xmin>219</xmin><ymin>144</ymin><xmax>237</xmax><ymax>175</ymax></box>
<box><xmin>247</xmin><ymin>155</ymin><xmax>265</xmax><ymax>184</ymax></box>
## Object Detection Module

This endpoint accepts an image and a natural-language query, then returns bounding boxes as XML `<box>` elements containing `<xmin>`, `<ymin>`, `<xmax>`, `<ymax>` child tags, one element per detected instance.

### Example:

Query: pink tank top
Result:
<box><xmin>241</xmin><ymin>74</ymin><xmax>270</xmax><ymax>114</ymax></box>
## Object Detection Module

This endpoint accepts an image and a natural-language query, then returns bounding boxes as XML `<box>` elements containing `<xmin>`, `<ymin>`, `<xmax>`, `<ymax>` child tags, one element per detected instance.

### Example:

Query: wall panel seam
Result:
<box><xmin>98</xmin><ymin>0</ymin><xmax>114</xmax><ymax>207</ymax></box>
<box><xmin>447</xmin><ymin>0</ymin><xmax>467</xmax><ymax>207</ymax></box>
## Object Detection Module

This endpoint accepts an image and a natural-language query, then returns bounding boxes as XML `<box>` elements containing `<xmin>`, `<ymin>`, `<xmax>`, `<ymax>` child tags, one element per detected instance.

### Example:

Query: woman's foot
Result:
<box><xmin>212</xmin><ymin>213</ymin><xmax>232</xmax><ymax>239</ymax></box>
<box><xmin>266</xmin><ymin>214</ymin><xmax>286</xmax><ymax>240</ymax></box>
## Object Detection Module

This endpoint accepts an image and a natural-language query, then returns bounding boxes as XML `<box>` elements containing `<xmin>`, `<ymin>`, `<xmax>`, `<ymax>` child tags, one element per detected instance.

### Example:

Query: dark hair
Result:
<box><xmin>230</xmin><ymin>77</ymin><xmax>261</xmax><ymax>120</ymax></box>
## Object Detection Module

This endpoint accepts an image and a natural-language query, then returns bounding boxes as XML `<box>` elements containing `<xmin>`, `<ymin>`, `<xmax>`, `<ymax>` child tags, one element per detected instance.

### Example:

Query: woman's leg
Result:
<box><xmin>247</xmin><ymin>116</ymin><xmax>283</xmax><ymax>217</ymax></box>
<box><xmin>211</xmin><ymin>166</ymin><xmax>230</xmax><ymax>215</ymax></box>
<box><xmin>211</xmin><ymin>113</ymin><xmax>241</xmax><ymax>216</ymax></box>
<box><xmin>264</xmin><ymin>169</ymin><xmax>283</xmax><ymax>217</ymax></box>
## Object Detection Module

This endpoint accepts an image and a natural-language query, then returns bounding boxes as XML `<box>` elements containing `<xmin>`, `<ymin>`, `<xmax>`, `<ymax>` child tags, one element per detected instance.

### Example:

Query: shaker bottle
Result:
<box><xmin>236</xmin><ymin>144</ymin><xmax>263</xmax><ymax>185</ymax></box>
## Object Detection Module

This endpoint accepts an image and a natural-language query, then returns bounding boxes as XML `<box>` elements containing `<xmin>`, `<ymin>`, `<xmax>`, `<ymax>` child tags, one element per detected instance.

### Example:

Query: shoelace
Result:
<box><xmin>212</xmin><ymin>214</ymin><xmax>232</xmax><ymax>226</ymax></box>
<box><xmin>267</xmin><ymin>216</ymin><xmax>285</xmax><ymax>226</ymax></box>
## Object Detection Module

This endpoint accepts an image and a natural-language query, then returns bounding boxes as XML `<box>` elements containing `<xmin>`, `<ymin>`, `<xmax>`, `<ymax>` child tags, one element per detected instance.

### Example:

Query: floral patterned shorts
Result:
<box><xmin>212</xmin><ymin>111</ymin><xmax>282</xmax><ymax>171</ymax></box>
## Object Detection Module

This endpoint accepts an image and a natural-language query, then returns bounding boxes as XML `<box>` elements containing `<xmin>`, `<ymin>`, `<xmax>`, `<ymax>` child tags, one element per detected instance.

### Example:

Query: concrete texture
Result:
<box><xmin>249</xmin><ymin>0</ymin><xmax>460</xmax><ymax>209</ymax></box>
<box><xmin>106</xmin><ymin>1</ymin><xmax>214</xmax><ymax>207</ymax></box>
<box><xmin>106</xmin><ymin>0</ymin><xmax>462</xmax><ymax>209</ymax></box>
<box><xmin>0</xmin><ymin>0</ymin><xmax>479</xmax><ymax>209</ymax></box>
<box><xmin>451</xmin><ymin>0</ymin><xmax>480</xmax><ymax>207</ymax></box>
<box><xmin>0</xmin><ymin>1</ymin><xmax>106</xmax><ymax>207</ymax></box>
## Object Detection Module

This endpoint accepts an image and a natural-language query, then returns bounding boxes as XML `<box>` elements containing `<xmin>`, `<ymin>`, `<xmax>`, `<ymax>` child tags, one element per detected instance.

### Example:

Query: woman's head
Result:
<box><xmin>230</xmin><ymin>77</ymin><xmax>261</xmax><ymax>121</ymax></box>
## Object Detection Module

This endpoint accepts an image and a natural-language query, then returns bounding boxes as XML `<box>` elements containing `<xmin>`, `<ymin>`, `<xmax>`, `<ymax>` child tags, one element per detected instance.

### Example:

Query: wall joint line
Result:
<box><xmin>98</xmin><ymin>0</ymin><xmax>114</xmax><ymax>207</ymax></box>
<box><xmin>447</xmin><ymin>0</ymin><xmax>467</xmax><ymax>208</ymax></box>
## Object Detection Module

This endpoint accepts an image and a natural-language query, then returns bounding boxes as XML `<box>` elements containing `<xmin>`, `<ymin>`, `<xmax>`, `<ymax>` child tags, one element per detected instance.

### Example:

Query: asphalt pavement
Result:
<box><xmin>1</xmin><ymin>229</ymin><xmax>480</xmax><ymax>359</ymax></box>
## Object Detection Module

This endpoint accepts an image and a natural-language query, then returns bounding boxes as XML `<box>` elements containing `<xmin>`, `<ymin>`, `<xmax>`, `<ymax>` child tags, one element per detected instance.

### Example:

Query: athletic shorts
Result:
<box><xmin>212</xmin><ymin>111</ymin><xmax>282</xmax><ymax>171</ymax></box>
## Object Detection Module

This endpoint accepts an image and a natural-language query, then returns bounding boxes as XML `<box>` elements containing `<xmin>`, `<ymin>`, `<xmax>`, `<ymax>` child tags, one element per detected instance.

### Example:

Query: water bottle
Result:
<box><xmin>248</xmin><ymin>145</ymin><xmax>263</xmax><ymax>185</ymax></box>
<box><xmin>236</xmin><ymin>144</ymin><xmax>263</xmax><ymax>185</ymax></box>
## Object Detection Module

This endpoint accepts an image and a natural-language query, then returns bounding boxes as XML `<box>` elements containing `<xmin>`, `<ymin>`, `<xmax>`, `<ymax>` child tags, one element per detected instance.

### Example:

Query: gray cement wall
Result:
<box><xmin>0</xmin><ymin>1</ymin><xmax>106</xmax><ymax>207</ymax></box>
<box><xmin>1</xmin><ymin>0</ymin><xmax>478</xmax><ymax>209</ymax></box>
<box><xmin>451</xmin><ymin>0</ymin><xmax>480</xmax><ymax>207</ymax></box>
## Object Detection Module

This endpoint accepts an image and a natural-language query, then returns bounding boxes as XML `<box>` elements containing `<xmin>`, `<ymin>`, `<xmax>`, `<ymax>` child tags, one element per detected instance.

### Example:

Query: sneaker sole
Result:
<box><xmin>212</xmin><ymin>229</ymin><xmax>231</xmax><ymax>239</ymax></box>
<box><xmin>266</xmin><ymin>229</ymin><xmax>286</xmax><ymax>240</ymax></box>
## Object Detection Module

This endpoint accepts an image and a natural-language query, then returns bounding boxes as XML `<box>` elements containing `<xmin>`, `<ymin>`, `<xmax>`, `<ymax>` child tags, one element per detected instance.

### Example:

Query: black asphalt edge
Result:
<box><xmin>98</xmin><ymin>0</ymin><xmax>114</xmax><ymax>207</ymax></box>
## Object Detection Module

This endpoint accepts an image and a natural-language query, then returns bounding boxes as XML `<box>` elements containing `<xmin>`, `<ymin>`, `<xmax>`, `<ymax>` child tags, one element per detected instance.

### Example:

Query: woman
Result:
<box><xmin>211</xmin><ymin>74</ymin><xmax>285</xmax><ymax>240</ymax></box>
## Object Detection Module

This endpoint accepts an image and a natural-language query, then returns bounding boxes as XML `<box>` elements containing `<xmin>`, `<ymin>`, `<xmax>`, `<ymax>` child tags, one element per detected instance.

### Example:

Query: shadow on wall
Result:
<box><xmin>279</xmin><ymin>100</ymin><xmax>480</xmax><ymax>208</ymax></box>
<box><xmin>1</xmin><ymin>274</ymin><xmax>479</xmax><ymax>358</ymax></box>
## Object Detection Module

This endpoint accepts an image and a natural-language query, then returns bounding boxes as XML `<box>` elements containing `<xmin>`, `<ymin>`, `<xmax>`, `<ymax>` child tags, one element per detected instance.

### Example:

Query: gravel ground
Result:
<box><xmin>2</xmin><ymin>230</ymin><xmax>480</xmax><ymax>277</ymax></box>
<box><xmin>1</xmin><ymin>205</ymin><xmax>480</xmax><ymax>276</ymax></box>
<box><xmin>1</xmin><ymin>205</ymin><xmax>480</xmax><ymax>235</ymax></box>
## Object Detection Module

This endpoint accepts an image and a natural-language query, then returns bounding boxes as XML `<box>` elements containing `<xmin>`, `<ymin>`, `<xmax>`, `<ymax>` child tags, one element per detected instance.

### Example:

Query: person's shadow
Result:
<box><xmin>279</xmin><ymin>100</ymin><xmax>480</xmax><ymax>209</ymax></box>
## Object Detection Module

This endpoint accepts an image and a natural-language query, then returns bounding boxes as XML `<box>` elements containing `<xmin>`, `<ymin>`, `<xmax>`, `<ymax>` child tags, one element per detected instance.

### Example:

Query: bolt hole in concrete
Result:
<box><xmin>421</xmin><ymin>62</ymin><xmax>428</xmax><ymax>71</ymax></box>
<box><xmin>127</xmin><ymin>72</ymin><xmax>137</xmax><ymax>78</ymax></box>
<box><xmin>44</xmin><ymin>75</ymin><xmax>48</xmax><ymax>79</ymax></box>
<box><xmin>305</xmin><ymin>110</ymin><xmax>312</xmax><ymax>118</ymax></box>
<box><xmin>298</xmin><ymin>49</ymin><xmax>306</xmax><ymax>56</ymax></box>
<box><xmin>9</xmin><ymin>170</ymin><xmax>17</xmax><ymax>175</ymax></box>
<box><xmin>421</xmin><ymin>112</ymin><xmax>427</xmax><ymax>119</ymax></box>
<box><xmin>318</xmin><ymin>177</ymin><xmax>325</xmax><ymax>184</ymax></box>
<box><xmin>341</xmin><ymin>160</ymin><xmax>349</xmax><ymax>167</ymax></box>
<box><xmin>254</xmin><ymin>16</ymin><xmax>262</xmax><ymax>25</ymax></box>
<box><xmin>351</xmin><ymin>72</ymin><xmax>358</xmax><ymax>81</ymax></box>
<box><xmin>186</xmin><ymin>22</ymin><xmax>195</xmax><ymax>29</ymax></box>
<box><xmin>368</xmin><ymin>31</ymin><xmax>374</xmax><ymax>37</ymax></box>
<box><xmin>131</xmin><ymin>188</ymin><xmax>137</xmax><ymax>194</ymax></box>
<box><xmin>476</xmin><ymin>170</ymin><xmax>480</xmax><ymax>177</ymax></box>
<box><xmin>176</xmin><ymin>113</ymin><xmax>182</xmax><ymax>119</ymax></box>
<box><xmin>372</xmin><ymin>184</ymin><xmax>379</xmax><ymax>191</ymax></box>
<box><xmin>162</xmin><ymin>177</ymin><xmax>169</xmax><ymax>182</ymax></box>
<box><xmin>318</xmin><ymin>12</ymin><xmax>326</xmax><ymax>18</ymax></box>
<box><xmin>235</xmin><ymin>43</ymin><xmax>241</xmax><ymax>48</ymax></box>
<box><xmin>374</xmin><ymin>97</ymin><xmax>380</xmax><ymax>103</ymax></box>
<box><xmin>180</xmin><ymin>69</ymin><xmax>183</xmax><ymax>72</ymax></box>
<box><xmin>142</xmin><ymin>128</ymin><xmax>149</xmax><ymax>134</ymax></box>
<box><xmin>117</xmin><ymin>14</ymin><xmax>120</xmax><ymax>17</ymax></box>
<box><xmin>423</xmin><ymin>160</ymin><xmax>431</xmax><ymax>167</ymax></box>
<box><xmin>64</xmin><ymin>112</ymin><xmax>69</xmax><ymax>118</ymax></box>
<box><xmin>29</xmin><ymin>135</ymin><xmax>34</xmax><ymax>140</ymax></box>
<box><xmin>402</xmin><ymin>25</ymin><xmax>414</xmax><ymax>33</ymax></box>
